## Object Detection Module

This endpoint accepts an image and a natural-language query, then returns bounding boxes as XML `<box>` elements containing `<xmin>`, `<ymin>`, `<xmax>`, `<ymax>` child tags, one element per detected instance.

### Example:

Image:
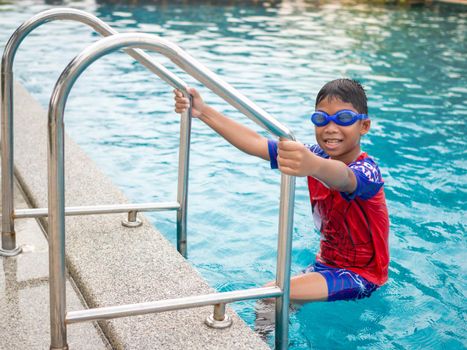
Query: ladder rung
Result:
<box><xmin>13</xmin><ymin>202</ymin><xmax>180</xmax><ymax>219</ymax></box>
<box><xmin>66</xmin><ymin>286</ymin><xmax>282</xmax><ymax>324</ymax></box>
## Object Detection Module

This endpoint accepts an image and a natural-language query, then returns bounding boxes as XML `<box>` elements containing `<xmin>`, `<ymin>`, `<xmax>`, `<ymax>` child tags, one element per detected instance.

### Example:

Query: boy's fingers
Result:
<box><xmin>174</xmin><ymin>94</ymin><xmax>188</xmax><ymax>102</ymax></box>
<box><xmin>277</xmin><ymin>141</ymin><xmax>304</xmax><ymax>151</ymax></box>
<box><xmin>278</xmin><ymin>154</ymin><xmax>300</xmax><ymax>166</ymax></box>
<box><xmin>278</xmin><ymin>149</ymin><xmax>300</xmax><ymax>160</ymax></box>
<box><xmin>187</xmin><ymin>87</ymin><xmax>198</xmax><ymax>97</ymax></box>
<box><xmin>279</xmin><ymin>140</ymin><xmax>298</xmax><ymax>147</ymax></box>
<box><xmin>174</xmin><ymin>88</ymin><xmax>194</xmax><ymax>98</ymax></box>
<box><xmin>277</xmin><ymin>156</ymin><xmax>295</xmax><ymax>168</ymax></box>
<box><xmin>278</xmin><ymin>138</ymin><xmax>294</xmax><ymax>151</ymax></box>
<box><xmin>174</xmin><ymin>95</ymin><xmax>189</xmax><ymax>104</ymax></box>
<box><xmin>278</xmin><ymin>140</ymin><xmax>302</xmax><ymax>152</ymax></box>
<box><xmin>175</xmin><ymin>102</ymin><xmax>188</xmax><ymax>108</ymax></box>
<box><xmin>174</xmin><ymin>88</ymin><xmax>191</xmax><ymax>115</ymax></box>
<box><xmin>277</xmin><ymin>164</ymin><xmax>297</xmax><ymax>176</ymax></box>
<box><xmin>175</xmin><ymin>104</ymin><xmax>189</xmax><ymax>111</ymax></box>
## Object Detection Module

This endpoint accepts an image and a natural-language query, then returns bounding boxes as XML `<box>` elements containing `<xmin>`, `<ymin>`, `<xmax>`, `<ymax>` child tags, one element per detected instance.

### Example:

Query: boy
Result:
<box><xmin>174</xmin><ymin>79</ymin><xmax>389</xmax><ymax>302</ymax></box>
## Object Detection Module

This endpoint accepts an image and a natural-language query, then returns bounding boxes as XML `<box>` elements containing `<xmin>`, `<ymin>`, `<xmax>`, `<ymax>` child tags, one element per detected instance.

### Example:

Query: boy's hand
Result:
<box><xmin>174</xmin><ymin>87</ymin><xmax>206</xmax><ymax>118</ymax></box>
<box><xmin>277</xmin><ymin>138</ymin><xmax>315</xmax><ymax>177</ymax></box>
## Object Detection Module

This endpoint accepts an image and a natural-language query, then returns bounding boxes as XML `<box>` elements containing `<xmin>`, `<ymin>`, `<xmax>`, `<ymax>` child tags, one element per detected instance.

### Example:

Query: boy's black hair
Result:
<box><xmin>315</xmin><ymin>79</ymin><xmax>368</xmax><ymax>114</ymax></box>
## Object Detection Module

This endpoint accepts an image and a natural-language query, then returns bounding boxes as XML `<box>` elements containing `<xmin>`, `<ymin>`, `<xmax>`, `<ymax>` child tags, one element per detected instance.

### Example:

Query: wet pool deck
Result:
<box><xmin>0</xmin><ymin>81</ymin><xmax>270</xmax><ymax>350</ymax></box>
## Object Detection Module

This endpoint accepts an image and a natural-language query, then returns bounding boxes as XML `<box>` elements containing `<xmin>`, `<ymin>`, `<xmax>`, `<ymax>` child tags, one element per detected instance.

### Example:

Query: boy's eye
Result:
<box><xmin>337</xmin><ymin>112</ymin><xmax>354</xmax><ymax>123</ymax></box>
<box><xmin>314</xmin><ymin>114</ymin><xmax>326</xmax><ymax>124</ymax></box>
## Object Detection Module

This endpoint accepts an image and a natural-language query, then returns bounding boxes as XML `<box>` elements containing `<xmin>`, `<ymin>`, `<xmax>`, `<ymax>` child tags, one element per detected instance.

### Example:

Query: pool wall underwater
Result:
<box><xmin>7</xmin><ymin>80</ymin><xmax>269</xmax><ymax>350</ymax></box>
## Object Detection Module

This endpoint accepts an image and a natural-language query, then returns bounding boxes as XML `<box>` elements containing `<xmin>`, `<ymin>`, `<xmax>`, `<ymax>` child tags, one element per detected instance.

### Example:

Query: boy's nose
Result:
<box><xmin>323</xmin><ymin>121</ymin><xmax>339</xmax><ymax>132</ymax></box>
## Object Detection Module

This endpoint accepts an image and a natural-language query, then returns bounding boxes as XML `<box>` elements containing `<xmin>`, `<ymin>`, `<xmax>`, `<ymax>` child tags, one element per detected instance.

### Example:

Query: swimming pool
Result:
<box><xmin>1</xmin><ymin>0</ymin><xmax>466</xmax><ymax>349</ymax></box>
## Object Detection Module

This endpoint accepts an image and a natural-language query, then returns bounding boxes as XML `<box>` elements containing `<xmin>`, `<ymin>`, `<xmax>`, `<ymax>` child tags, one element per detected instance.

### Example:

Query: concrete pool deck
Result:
<box><xmin>0</xmin><ymin>81</ymin><xmax>270</xmax><ymax>349</ymax></box>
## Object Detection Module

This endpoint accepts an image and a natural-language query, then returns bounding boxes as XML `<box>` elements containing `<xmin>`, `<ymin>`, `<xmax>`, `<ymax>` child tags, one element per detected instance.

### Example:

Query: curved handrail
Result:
<box><xmin>0</xmin><ymin>8</ymin><xmax>186</xmax><ymax>256</ymax></box>
<box><xmin>47</xmin><ymin>33</ymin><xmax>295</xmax><ymax>350</ymax></box>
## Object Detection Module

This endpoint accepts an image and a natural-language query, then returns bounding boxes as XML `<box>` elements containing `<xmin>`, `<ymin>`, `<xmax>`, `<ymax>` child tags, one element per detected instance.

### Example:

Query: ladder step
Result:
<box><xmin>66</xmin><ymin>286</ymin><xmax>282</xmax><ymax>324</ymax></box>
<box><xmin>13</xmin><ymin>202</ymin><xmax>180</xmax><ymax>218</ymax></box>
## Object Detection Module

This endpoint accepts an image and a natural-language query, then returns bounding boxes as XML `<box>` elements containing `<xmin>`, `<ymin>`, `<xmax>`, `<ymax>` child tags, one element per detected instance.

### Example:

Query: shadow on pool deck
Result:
<box><xmin>0</xmin><ymin>81</ymin><xmax>270</xmax><ymax>349</ymax></box>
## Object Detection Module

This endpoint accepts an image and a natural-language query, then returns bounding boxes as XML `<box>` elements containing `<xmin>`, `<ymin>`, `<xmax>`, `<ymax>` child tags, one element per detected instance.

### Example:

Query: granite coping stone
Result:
<box><xmin>6</xmin><ymin>80</ymin><xmax>270</xmax><ymax>349</ymax></box>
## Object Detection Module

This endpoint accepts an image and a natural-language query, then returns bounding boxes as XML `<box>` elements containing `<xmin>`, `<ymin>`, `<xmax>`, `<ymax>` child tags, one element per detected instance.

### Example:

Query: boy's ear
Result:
<box><xmin>360</xmin><ymin>119</ymin><xmax>371</xmax><ymax>136</ymax></box>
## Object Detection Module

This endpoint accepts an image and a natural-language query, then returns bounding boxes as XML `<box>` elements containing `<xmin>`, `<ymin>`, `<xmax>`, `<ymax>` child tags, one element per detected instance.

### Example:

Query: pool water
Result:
<box><xmin>1</xmin><ymin>1</ymin><xmax>466</xmax><ymax>349</ymax></box>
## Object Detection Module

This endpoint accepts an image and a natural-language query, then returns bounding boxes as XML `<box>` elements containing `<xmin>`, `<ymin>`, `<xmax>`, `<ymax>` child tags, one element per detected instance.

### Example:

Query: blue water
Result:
<box><xmin>1</xmin><ymin>1</ymin><xmax>466</xmax><ymax>349</ymax></box>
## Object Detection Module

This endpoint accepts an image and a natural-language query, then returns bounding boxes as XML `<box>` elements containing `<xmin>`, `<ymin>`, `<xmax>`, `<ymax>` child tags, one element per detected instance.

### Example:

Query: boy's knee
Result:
<box><xmin>263</xmin><ymin>280</ymin><xmax>275</xmax><ymax>288</ymax></box>
<box><xmin>261</xmin><ymin>281</ymin><xmax>277</xmax><ymax>303</ymax></box>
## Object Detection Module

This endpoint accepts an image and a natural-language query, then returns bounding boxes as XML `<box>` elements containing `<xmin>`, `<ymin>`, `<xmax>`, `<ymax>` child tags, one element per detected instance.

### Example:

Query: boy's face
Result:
<box><xmin>314</xmin><ymin>97</ymin><xmax>370</xmax><ymax>164</ymax></box>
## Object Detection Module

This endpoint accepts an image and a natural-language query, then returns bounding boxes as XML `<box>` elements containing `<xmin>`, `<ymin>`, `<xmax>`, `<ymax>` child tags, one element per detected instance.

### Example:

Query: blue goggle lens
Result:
<box><xmin>311</xmin><ymin>113</ymin><xmax>327</xmax><ymax>126</ymax></box>
<box><xmin>336</xmin><ymin>111</ymin><xmax>354</xmax><ymax>125</ymax></box>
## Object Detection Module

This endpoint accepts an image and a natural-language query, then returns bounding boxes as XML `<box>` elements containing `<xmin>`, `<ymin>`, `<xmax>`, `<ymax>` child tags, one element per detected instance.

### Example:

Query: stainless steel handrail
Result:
<box><xmin>12</xmin><ymin>202</ymin><xmax>180</xmax><ymax>219</ymax></box>
<box><xmin>0</xmin><ymin>8</ymin><xmax>188</xmax><ymax>257</ymax></box>
<box><xmin>47</xmin><ymin>33</ymin><xmax>295</xmax><ymax>350</ymax></box>
<box><xmin>66</xmin><ymin>286</ymin><xmax>283</xmax><ymax>324</ymax></box>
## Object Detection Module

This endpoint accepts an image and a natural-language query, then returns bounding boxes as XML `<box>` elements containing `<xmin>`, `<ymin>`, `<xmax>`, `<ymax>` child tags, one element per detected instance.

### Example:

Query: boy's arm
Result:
<box><xmin>174</xmin><ymin>88</ymin><xmax>270</xmax><ymax>161</ymax></box>
<box><xmin>277</xmin><ymin>139</ymin><xmax>357</xmax><ymax>193</ymax></box>
<box><xmin>199</xmin><ymin>105</ymin><xmax>270</xmax><ymax>160</ymax></box>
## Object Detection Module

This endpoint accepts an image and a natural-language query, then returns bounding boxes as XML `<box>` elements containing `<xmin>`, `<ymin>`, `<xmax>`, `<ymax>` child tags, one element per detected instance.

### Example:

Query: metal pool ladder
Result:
<box><xmin>1</xmin><ymin>10</ymin><xmax>296</xmax><ymax>350</ymax></box>
<box><xmin>1</xmin><ymin>8</ymin><xmax>190</xmax><ymax>257</ymax></box>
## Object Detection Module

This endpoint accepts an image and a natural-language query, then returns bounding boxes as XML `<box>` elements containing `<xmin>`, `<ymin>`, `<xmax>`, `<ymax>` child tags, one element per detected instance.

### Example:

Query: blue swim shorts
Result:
<box><xmin>303</xmin><ymin>262</ymin><xmax>379</xmax><ymax>302</ymax></box>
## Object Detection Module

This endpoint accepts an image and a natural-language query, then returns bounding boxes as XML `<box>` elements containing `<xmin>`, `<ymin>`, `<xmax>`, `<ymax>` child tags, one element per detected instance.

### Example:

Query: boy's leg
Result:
<box><xmin>263</xmin><ymin>271</ymin><xmax>328</xmax><ymax>302</ymax></box>
<box><xmin>255</xmin><ymin>272</ymin><xmax>328</xmax><ymax>339</ymax></box>
<box><xmin>289</xmin><ymin>272</ymin><xmax>328</xmax><ymax>302</ymax></box>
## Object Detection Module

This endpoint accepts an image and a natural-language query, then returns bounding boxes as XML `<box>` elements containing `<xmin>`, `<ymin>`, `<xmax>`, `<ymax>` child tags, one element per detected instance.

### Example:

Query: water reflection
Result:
<box><xmin>94</xmin><ymin>0</ymin><xmax>285</xmax><ymax>36</ymax></box>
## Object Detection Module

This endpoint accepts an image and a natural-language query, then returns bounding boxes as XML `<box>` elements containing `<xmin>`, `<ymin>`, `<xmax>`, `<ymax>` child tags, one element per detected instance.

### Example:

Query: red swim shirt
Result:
<box><xmin>268</xmin><ymin>140</ymin><xmax>390</xmax><ymax>285</ymax></box>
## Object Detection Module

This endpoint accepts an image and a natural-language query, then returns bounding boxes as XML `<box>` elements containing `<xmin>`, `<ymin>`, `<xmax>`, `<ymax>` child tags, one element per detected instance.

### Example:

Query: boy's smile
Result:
<box><xmin>314</xmin><ymin>97</ymin><xmax>370</xmax><ymax>164</ymax></box>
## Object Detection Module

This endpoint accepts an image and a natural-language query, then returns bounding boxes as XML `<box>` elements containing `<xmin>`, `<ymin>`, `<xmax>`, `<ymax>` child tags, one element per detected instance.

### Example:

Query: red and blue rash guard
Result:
<box><xmin>268</xmin><ymin>140</ymin><xmax>389</xmax><ymax>286</ymax></box>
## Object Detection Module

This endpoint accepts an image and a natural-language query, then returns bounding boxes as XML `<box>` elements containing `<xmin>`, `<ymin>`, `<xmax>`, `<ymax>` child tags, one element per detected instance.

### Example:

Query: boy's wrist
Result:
<box><xmin>304</xmin><ymin>157</ymin><xmax>315</xmax><ymax>177</ymax></box>
<box><xmin>305</xmin><ymin>152</ymin><xmax>321</xmax><ymax>177</ymax></box>
<box><xmin>198</xmin><ymin>104</ymin><xmax>213</xmax><ymax>119</ymax></box>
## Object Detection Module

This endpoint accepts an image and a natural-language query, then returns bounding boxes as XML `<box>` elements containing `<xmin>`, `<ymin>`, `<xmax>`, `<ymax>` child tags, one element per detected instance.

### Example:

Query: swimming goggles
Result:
<box><xmin>310</xmin><ymin>110</ymin><xmax>369</xmax><ymax>127</ymax></box>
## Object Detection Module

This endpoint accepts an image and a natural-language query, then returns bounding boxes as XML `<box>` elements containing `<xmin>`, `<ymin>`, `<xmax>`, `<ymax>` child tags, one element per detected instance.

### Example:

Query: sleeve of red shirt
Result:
<box><xmin>341</xmin><ymin>158</ymin><xmax>384</xmax><ymax>201</ymax></box>
<box><xmin>268</xmin><ymin>139</ymin><xmax>383</xmax><ymax>201</ymax></box>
